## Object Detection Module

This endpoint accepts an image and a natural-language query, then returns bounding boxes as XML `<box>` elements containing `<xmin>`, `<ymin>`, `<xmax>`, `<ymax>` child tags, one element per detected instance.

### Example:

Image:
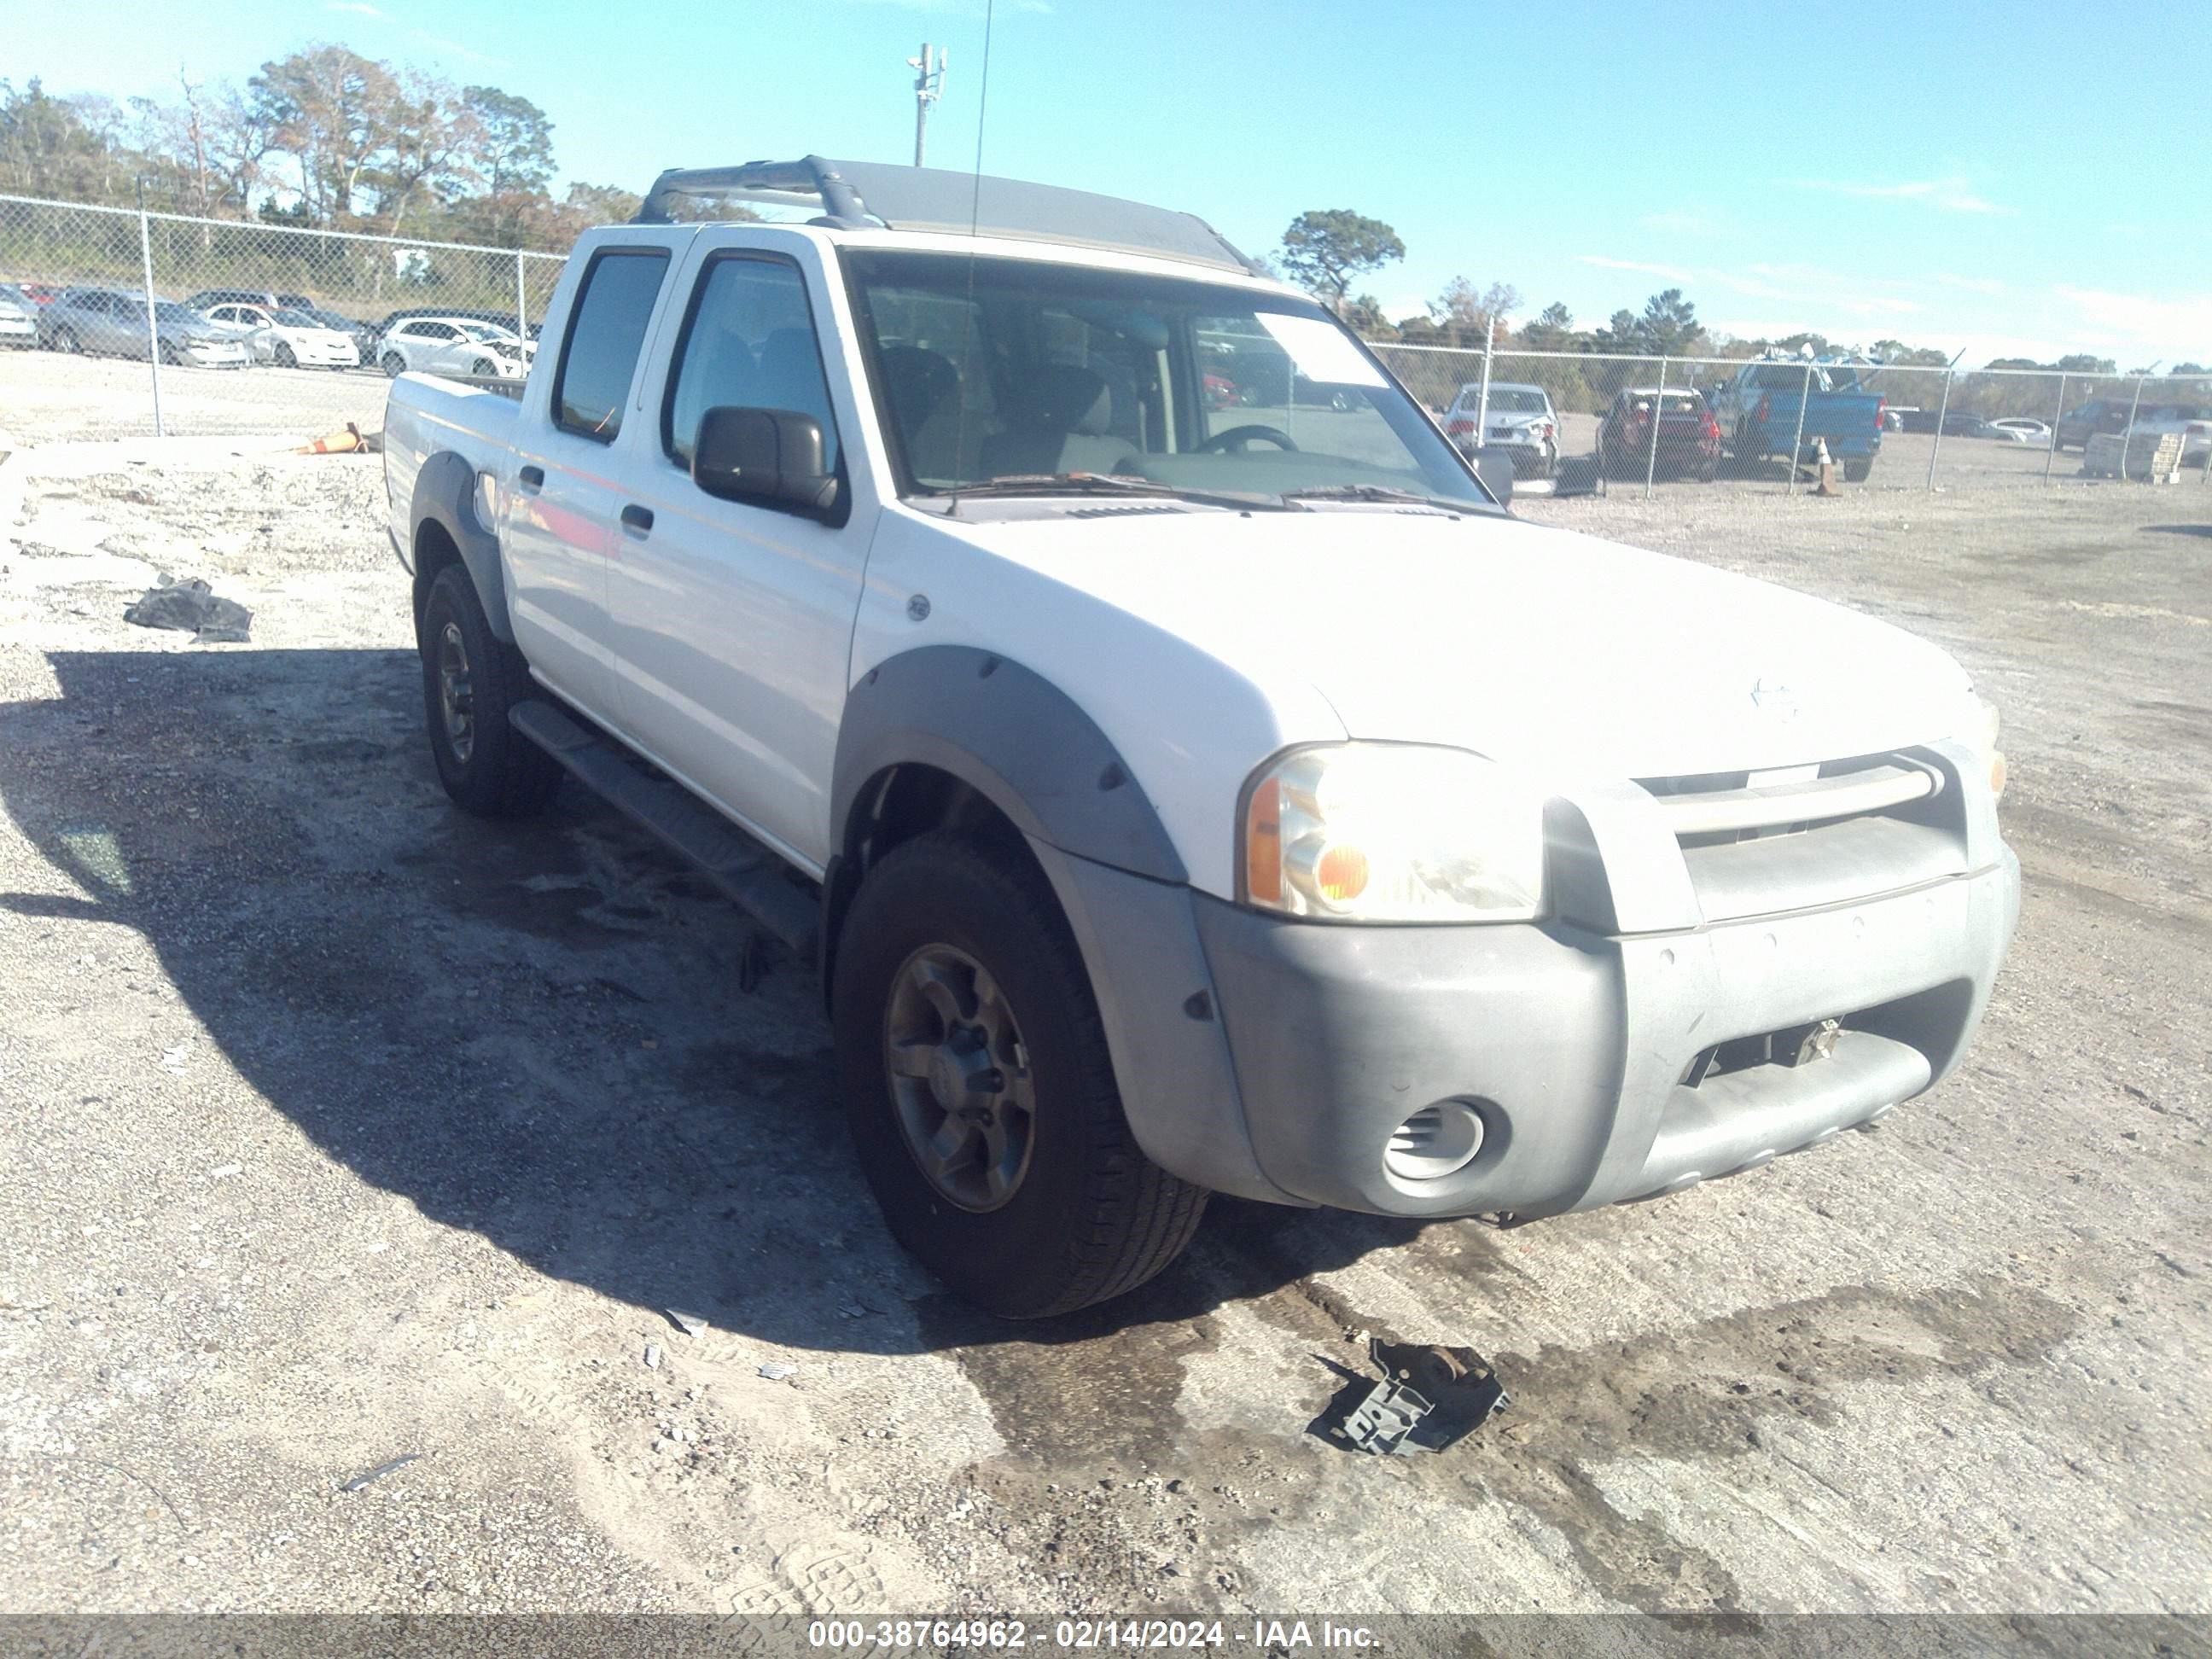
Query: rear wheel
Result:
<box><xmin>53</xmin><ymin>325</ymin><xmax>79</xmax><ymax>354</ymax></box>
<box><xmin>470</xmin><ymin>357</ymin><xmax>494</xmax><ymax>377</ymax></box>
<box><xmin>834</xmin><ymin>834</ymin><xmax>1208</xmax><ymax>1318</ymax></box>
<box><xmin>274</xmin><ymin>341</ymin><xmax>296</xmax><ymax>369</ymax></box>
<box><xmin>1843</xmin><ymin>457</ymin><xmax>1872</xmax><ymax>483</ymax></box>
<box><xmin>381</xmin><ymin>351</ymin><xmax>406</xmax><ymax>378</ymax></box>
<box><xmin>418</xmin><ymin>564</ymin><xmax>562</xmax><ymax>818</ymax></box>
<box><xmin>159</xmin><ymin>341</ymin><xmax>183</xmax><ymax>366</ymax></box>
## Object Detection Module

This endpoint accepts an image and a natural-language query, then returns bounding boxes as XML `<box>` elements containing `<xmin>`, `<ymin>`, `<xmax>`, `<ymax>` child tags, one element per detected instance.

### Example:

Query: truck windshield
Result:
<box><xmin>842</xmin><ymin>249</ymin><xmax>1492</xmax><ymax>509</ymax></box>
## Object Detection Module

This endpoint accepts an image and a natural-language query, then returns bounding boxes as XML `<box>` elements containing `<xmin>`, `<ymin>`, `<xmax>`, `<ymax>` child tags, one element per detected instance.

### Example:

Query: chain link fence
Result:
<box><xmin>4</xmin><ymin>190</ymin><xmax>2209</xmax><ymax>494</ymax></box>
<box><xmin>1373</xmin><ymin>341</ymin><xmax>2212</xmax><ymax>499</ymax></box>
<box><xmin>0</xmin><ymin>192</ymin><xmax>567</xmax><ymax>438</ymax></box>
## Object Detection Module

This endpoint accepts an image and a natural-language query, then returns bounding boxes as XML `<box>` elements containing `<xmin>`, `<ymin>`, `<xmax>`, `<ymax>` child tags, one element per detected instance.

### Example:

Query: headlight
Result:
<box><xmin>1239</xmin><ymin>743</ymin><xmax>1547</xmax><ymax>923</ymax></box>
<box><xmin>1955</xmin><ymin>694</ymin><xmax>2005</xmax><ymax>798</ymax></box>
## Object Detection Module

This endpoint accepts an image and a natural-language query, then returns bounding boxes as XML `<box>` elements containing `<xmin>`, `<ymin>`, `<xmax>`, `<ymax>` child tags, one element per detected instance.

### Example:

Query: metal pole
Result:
<box><xmin>1926</xmin><ymin>371</ymin><xmax>1953</xmax><ymax>492</ymax></box>
<box><xmin>137</xmin><ymin>207</ymin><xmax>166</xmax><ymax>439</ymax></box>
<box><xmin>2121</xmin><ymin>368</ymin><xmax>2153</xmax><ymax>480</ymax></box>
<box><xmin>2042</xmin><ymin>371</ymin><xmax>2066</xmax><ymax>485</ymax></box>
<box><xmin>1786</xmin><ymin>361</ymin><xmax>1812</xmax><ymax>495</ymax></box>
<box><xmin>1644</xmin><ymin>357</ymin><xmax>1667</xmax><ymax>502</ymax></box>
<box><xmin>1474</xmin><ymin>317</ymin><xmax>1494</xmax><ymax>436</ymax></box>
<box><xmin>515</xmin><ymin>249</ymin><xmax>528</xmax><ymax>352</ymax></box>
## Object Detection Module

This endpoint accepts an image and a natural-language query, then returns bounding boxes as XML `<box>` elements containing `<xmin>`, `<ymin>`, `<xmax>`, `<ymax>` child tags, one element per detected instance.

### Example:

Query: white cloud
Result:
<box><xmin>1806</xmin><ymin>177</ymin><xmax>2012</xmax><ymax>215</ymax></box>
<box><xmin>2055</xmin><ymin>286</ymin><xmax>2212</xmax><ymax>360</ymax></box>
<box><xmin>1576</xmin><ymin>254</ymin><xmax>1691</xmax><ymax>282</ymax></box>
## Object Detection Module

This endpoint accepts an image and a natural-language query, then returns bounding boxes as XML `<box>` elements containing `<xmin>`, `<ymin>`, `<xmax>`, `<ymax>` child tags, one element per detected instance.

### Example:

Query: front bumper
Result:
<box><xmin>182</xmin><ymin>342</ymin><xmax>249</xmax><ymax>368</ymax></box>
<box><xmin>1048</xmin><ymin>743</ymin><xmax>2020</xmax><ymax>1220</ymax></box>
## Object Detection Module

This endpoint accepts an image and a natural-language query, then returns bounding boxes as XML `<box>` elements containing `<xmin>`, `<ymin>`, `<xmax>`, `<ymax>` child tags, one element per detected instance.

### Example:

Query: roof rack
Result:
<box><xmin>632</xmin><ymin>154</ymin><xmax>1266</xmax><ymax>277</ymax></box>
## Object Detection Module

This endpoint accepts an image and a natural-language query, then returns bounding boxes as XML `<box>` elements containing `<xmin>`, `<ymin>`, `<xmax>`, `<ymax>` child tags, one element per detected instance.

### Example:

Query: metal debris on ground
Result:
<box><xmin>756</xmin><ymin>1362</ymin><xmax>797</xmax><ymax>1382</ymax></box>
<box><xmin>665</xmin><ymin>1308</ymin><xmax>707</xmax><ymax>1337</ymax></box>
<box><xmin>339</xmin><ymin>1452</ymin><xmax>422</xmax><ymax>1493</ymax></box>
<box><xmin>295</xmin><ymin>422</ymin><xmax>381</xmax><ymax>455</ymax></box>
<box><xmin>642</xmin><ymin>1342</ymin><xmax>662</xmax><ymax>1370</ymax></box>
<box><xmin>1316</xmin><ymin>1338</ymin><xmax>1508</xmax><ymax>1456</ymax></box>
<box><xmin>123</xmin><ymin>577</ymin><xmax>253</xmax><ymax>643</ymax></box>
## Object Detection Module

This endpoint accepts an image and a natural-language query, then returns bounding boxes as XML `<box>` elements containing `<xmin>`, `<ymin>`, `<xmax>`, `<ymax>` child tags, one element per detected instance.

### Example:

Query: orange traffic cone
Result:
<box><xmin>297</xmin><ymin>422</ymin><xmax>364</xmax><ymax>455</ymax></box>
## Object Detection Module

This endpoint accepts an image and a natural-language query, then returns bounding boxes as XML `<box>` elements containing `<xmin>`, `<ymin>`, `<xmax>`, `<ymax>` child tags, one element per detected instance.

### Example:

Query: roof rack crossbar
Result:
<box><xmin>636</xmin><ymin>155</ymin><xmax>875</xmax><ymax>229</ymax></box>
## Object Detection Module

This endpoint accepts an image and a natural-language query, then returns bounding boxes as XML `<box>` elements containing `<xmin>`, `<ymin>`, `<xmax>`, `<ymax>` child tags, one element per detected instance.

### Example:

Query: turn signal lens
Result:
<box><xmin>1245</xmin><ymin>776</ymin><xmax>1283</xmax><ymax>904</ymax></box>
<box><xmin>1989</xmin><ymin>752</ymin><xmax>2007</xmax><ymax>797</ymax></box>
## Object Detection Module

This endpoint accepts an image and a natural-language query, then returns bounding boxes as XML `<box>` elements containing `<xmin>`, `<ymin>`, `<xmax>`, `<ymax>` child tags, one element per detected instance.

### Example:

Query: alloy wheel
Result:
<box><xmin>882</xmin><ymin>944</ymin><xmax>1037</xmax><ymax>1212</ymax></box>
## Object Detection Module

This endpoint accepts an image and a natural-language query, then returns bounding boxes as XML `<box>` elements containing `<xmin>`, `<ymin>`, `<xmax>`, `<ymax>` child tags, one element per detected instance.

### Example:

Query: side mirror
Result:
<box><xmin>1468</xmin><ymin>444</ymin><xmax>1516</xmax><ymax>507</ymax></box>
<box><xmin>693</xmin><ymin>406</ymin><xmax>839</xmax><ymax>515</ymax></box>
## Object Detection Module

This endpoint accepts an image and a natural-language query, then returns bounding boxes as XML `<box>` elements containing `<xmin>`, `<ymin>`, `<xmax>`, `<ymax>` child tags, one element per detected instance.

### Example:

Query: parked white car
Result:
<box><xmin>382</xmin><ymin>155</ymin><xmax>2019</xmax><ymax>1318</ymax></box>
<box><xmin>1986</xmin><ymin>418</ymin><xmax>2052</xmax><ymax>448</ymax></box>
<box><xmin>1442</xmin><ymin>382</ymin><xmax>1558</xmax><ymax>477</ymax></box>
<box><xmin>0</xmin><ymin>286</ymin><xmax>34</xmax><ymax>346</ymax></box>
<box><xmin>377</xmin><ymin>317</ymin><xmax>534</xmax><ymax>381</ymax></box>
<box><xmin>199</xmin><ymin>302</ymin><xmax>362</xmax><ymax>370</ymax></box>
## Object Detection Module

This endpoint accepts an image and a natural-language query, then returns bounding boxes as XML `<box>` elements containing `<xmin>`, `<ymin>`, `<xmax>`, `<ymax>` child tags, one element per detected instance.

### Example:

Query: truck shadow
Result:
<box><xmin>0</xmin><ymin>648</ymin><xmax>1445</xmax><ymax>1359</ymax></box>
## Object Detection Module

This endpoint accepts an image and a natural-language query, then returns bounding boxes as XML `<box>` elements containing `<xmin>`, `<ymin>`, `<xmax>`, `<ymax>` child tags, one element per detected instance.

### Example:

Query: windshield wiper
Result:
<box><xmin>935</xmin><ymin>473</ymin><xmax>1296</xmax><ymax>515</ymax></box>
<box><xmin>1278</xmin><ymin>484</ymin><xmax>1486</xmax><ymax>514</ymax></box>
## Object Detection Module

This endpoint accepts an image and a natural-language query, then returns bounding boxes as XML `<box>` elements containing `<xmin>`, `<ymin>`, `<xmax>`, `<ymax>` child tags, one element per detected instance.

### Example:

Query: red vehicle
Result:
<box><xmin>1203</xmin><ymin>371</ymin><xmax>1240</xmax><ymax>410</ymax></box>
<box><xmin>1595</xmin><ymin>387</ymin><xmax>1723</xmax><ymax>482</ymax></box>
<box><xmin>11</xmin><ymin>282</ymin><xmax>61</xmax><ymax>307</ymax></box>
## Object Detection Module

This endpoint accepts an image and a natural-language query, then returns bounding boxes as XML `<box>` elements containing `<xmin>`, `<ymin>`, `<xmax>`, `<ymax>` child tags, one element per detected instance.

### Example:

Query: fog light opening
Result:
<box><xmin>1383</xmin><ymin>1098</ymin><xmax>1488</xmax><ymax>1182</ymax></box>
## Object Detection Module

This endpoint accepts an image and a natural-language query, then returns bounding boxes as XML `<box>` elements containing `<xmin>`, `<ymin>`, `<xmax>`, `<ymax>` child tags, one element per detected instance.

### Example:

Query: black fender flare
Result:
<box><xmin>409</xmin><ymin>450</ymin><xmax>514</xmax><ymax>643</ymax></box>
<box><xmin>829</xmin><ymin>645</ymin><xmax>1186</xmax><ymax>885</ymax></box>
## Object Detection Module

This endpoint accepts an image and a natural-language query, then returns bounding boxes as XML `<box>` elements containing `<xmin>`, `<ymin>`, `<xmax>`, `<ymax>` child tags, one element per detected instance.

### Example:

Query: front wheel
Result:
<box><xmin>52</xmin><ymin>325</ymin><xmax>80</xmax><ymax>354</ymax></box>
<box><xmin>833</xmin><ymin>834</ymin><xmax>1208</xmax><ymax>1318</ymax></box>
<box><xmin>274</xmin><ymin>342</ymin><xmax>296</xmax><ymax>369</ymax></box>
<box><xmin>1843</xmin><ymin>458</ymin><xmax>1872</xmax><ymax>483</ymax></box>
<box><xmin>381</xmin><ymin>351</ymin><xmax>406</xmax><ymax>378</ymax></box>
<box><xmin>418</xmin><ymin>564</ymin><xmax>562</xmax><ymax>818</ymax></box>
<box><xmin>470</xmin><ymin>357</ymin><xmax>494</xmax><ymax>377</ymax></box>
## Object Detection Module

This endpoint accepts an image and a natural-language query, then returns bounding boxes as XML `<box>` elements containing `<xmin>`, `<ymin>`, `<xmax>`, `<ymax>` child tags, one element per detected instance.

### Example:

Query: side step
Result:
<box><xmin>509</xmin><ymin>699</ymin><xmax>818</xmax><ymax>961</ymax></box>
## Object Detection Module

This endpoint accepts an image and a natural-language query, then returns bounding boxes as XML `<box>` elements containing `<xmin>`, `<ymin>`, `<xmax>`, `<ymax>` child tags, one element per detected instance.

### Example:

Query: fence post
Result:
<box><xmin>2042</xmin><ymin>371</ymin><xmax>2066</xmax><ymax>485</ymax></box>
<box><xmin>1474</xmin><ymin>318</ymin><xmax>1495</xmax><ymax>437</ymax></box>
<box><xmin>515</xmin><ymin>249</ymin><xmax>528</xmax><ymax>345</ymax></box>
<box><xmin>1786</xmin><ymin>361</ymin><xmax>1813</xmax><ymax>495</ymax></box>
<box><xmin>2121</xmin><ymin>371</ymin><xmax>2150</xmax><ymax>480</ymax></box>
<box><xmin>1644</xmin><ymin>358</ymin><xmax>1667</xmax><ymax>502</ymax></box>
<box><xmin>1925</xmin><ymin>370</ymin><xmax>1953</xmax><ymax>492</ymax></box>
<box><xmin>137</xmin><ymin>208</ymin><xmax>166</xmax><ymax>439</ymax></box>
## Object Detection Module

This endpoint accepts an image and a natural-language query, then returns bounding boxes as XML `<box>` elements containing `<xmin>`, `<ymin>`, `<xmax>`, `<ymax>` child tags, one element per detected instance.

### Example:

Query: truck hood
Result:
<box><xmin>955</xmin><ymin>507</ymin><xmax>1973</xmax><ymax>780</ymax></box>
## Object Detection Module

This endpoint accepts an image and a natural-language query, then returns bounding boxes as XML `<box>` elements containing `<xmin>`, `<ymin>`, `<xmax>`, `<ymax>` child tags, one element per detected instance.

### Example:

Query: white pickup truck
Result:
<box><xmin>383</xmin><ymin>157</ymin><xmax>2019</xmax><ymax>1318</ymax></box>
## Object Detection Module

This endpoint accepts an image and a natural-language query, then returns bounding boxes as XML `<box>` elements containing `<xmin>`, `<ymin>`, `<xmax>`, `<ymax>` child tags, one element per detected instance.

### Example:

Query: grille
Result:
<box><xmin>1639</xmin><ymin>753</ymin><xmax>1940</xmax><ymax>845</ymax></box>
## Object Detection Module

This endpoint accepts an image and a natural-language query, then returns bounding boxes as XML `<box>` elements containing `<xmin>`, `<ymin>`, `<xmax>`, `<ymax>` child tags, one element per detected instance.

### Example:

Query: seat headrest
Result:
<box><xmin>1032</xmin><ymin>364</ymin><xmax>1113</xmax><ymax>435</ymax></box>
<box><xmin>878</xmin><ymin>345</ymin><xmax>958</xmax><ymax>424</ymax></box>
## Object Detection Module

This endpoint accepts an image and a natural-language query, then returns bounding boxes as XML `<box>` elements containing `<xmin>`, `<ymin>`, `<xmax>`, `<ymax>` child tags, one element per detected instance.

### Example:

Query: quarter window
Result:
<box><xmin>553</xmin><ymin>248</ymin><xmax>671</xmax><ymax>442</ymax></box>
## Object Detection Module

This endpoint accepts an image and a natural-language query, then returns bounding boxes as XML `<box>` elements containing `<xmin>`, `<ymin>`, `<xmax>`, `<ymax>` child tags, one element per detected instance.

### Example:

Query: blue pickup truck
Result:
<box><xmin>1709</xmin><ymin>357</ymin><xmax>1887</xmax><ymax>481</ymax></box>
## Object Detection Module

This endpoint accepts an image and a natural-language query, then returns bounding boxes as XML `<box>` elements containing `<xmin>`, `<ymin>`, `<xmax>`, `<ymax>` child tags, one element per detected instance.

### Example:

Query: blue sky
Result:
<box><xmin>13</xmin><ymin>0</ymin><xmax>2209</xmax><ymax>364</ymax></box>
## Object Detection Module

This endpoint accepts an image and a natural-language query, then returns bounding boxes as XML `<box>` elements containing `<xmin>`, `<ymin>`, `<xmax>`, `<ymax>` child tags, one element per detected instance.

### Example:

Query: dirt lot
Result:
<box><xmin>0</xmin><ymin>410</ymin><xmax>2207</xmax><ymax>1620</ymax></box>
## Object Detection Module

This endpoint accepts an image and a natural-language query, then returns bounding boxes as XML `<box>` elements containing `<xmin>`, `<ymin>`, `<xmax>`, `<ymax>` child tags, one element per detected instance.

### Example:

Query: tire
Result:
<box><xmin>1697</xmin><ymin>462</ymin><xmax>1718</xmax><ymax>484</ymax></box>
<box><xmin>833</xmin><ymin>833</ymin><xmax>1208</xmax><ymax>1318</ymax></box>
<box><xmin>382</xmin><ymin>351</ymin><xmax>407</xmax><ymax>378</ymax></box>
<box><xmin>274</xmin><ymin>342</ymin><xmax>296</xmax><ymax>369</ymax></box>
<box><xmin>159</xmin><ymin>341</ymin><xmax>183</xmax><ymax>366</ymax></box>
<box><xmin>54</xmin><ymin>326</ymin><xmax>79</xmax><ymax>354</ymax></box>
<box><xmin>471</xmin><ymin>357</ymin><xmax>494</xmax><ymax>377</ymax></box>
<box><xmin>1843</xmin><ymin>458</ymin><xmax>1872</xmax><ymax>484</ymax></box>
<box><xmin>418</xmin><ymin>564</ymin><xmax>562</xmax><ymax>818</ymax></box>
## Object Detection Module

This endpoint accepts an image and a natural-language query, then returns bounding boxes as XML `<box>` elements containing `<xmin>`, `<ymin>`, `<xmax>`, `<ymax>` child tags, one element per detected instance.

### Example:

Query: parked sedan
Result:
<box><xmin>1595</xmin><ymin>387</ymin><xmax>1721</xmax><ymax>481</ymax></box>
<box><xmin>1441</xmin><ymin>382</ymin><xmax>1559</xmax><ymax>477</ymax></box>
<box><xmin>1985</xmin><ymin>418</ymin><xmax>2052</xmax><ymax>447</ymax></box>
<box><xmin>37</xmin><ymin>287</ymin><xmax>248</xmax><ymax>367</ymax></box>
<box><xmin>0</xmin><ymin>287</ymin><xmax>34</xmax><ymax>347</ymax></box>
<box><xmin>375</xmin><ymin>316</ymin><xmax>535</xmax><ymax>380</ymax></box>
<box><xmin>198</xmin><ymin>302</ymin><xmax>362</xmax><ymax>369</ymax></box>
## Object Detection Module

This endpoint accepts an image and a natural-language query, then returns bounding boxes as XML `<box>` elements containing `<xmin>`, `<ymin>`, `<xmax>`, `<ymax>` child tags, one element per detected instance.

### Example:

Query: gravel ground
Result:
<box><xmin>0</xmin><ymin>424</ymin><xmax>2206</xmax><ymax>1620</ymax></box>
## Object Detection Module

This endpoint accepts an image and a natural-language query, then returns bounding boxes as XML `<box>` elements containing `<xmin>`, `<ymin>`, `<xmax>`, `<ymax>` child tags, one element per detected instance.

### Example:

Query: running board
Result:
<box><xmin>509</xmin><ymin>699</ymin><xmax>818</xmax><ymax>961</ymax></box>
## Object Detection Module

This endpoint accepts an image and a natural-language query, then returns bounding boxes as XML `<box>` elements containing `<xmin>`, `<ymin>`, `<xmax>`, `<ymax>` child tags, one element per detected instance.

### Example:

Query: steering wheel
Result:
<box><xmin>1194</xmin><ymin>424</ymin><xmax>1299</xmax><ymax>454</ymax></box>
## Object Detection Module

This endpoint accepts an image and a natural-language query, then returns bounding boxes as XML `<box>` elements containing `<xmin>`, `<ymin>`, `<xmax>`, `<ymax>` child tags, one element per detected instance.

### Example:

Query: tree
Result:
<box><xmin>1342</xmin><ymin>294</ymin><xmax>1394</xmax><ymax>337</ymax></box>
<box><xmin>1278</xmin><ymin>209</ymin><xmax>1404</xmax><ymax>312</ymax></box>
<box><xmin>0</xmin><ymin>79</ymin><xmax>112</xmax><ymax>200</ymax></box>
<box><xmin>1589</xmin><ymin>309</ymin><xmax>1641</xmax><ymax>354</ymax></box>
<box><xmin>250</xmin><ymin>45</ymin><xmax>399</xmax><ymax>220</ymax></box>
<box><xmin>366</xmin><ymin>73</ymin><xmax>477</xmax><ymax>235</ymax></box>
<box><xmin>1637</xmin><ymin>288</ymin><xmax>1703</xmax><ymax>356</ymax></box>
<box><xmin>463</xmin><ymin>86</ymin><xmax>553</xmax><ymax>197</ymax></box>
<box><xmin>1520</xmin><ymin>301</ymin><xmax>1578</xmax><ymax>352</ymax></box>
<box><xmin>1423</xmin><ymin>276</ymin><xmax>1519</xmax><ymax>346</ymax></box>
<box><xmin>2053</xmin><ymin>353</ymin><xmax>2116</xmax><ymax>375</ymax></box>
<box><xmin>2170</xmin><ymin>363</ymin><xmax>2205</xmax><ymax>375</ymax></box>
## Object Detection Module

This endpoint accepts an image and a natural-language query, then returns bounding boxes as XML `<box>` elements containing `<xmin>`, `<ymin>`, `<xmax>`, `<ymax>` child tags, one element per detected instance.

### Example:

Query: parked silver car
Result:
<box><xmin>1442</xmin><ymin>381</ymin><xmax>1559</xmax><ymax>477</ymax></box>
<box><xmin>37</xmin><ymin>287</ymin><xmax>249</xmax><ymax>367</ymax></box>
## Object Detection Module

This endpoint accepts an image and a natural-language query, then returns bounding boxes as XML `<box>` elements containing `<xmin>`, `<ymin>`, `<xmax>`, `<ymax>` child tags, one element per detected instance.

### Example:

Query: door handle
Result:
<box><xmin>517</xmin><ymin>464</ymin><xmax>544</xmax><ymax>491</ymax></box>
<box><xmin>620</xmin><ymin>504</ymin><xmax>655</xmax><ymax>536</ymax></box>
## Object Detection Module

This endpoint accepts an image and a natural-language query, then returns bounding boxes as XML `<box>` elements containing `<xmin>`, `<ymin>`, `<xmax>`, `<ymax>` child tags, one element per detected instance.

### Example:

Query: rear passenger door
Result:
<box><xmin>499</xmin><ymin>234</ymin><xmax>680</xmax><ymax>721</ymax></box>
<box><xmin>603</xmin><ymin>233</ymin><xmax>879</xmax><ymax>873</ymax></box>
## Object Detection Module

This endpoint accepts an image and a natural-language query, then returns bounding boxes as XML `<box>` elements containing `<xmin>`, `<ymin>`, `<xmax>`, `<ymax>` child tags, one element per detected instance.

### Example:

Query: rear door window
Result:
<box><xmin>553</xmin><ymin>247</ymin><xmax>672</xmax><ymax>443</ymax></box>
